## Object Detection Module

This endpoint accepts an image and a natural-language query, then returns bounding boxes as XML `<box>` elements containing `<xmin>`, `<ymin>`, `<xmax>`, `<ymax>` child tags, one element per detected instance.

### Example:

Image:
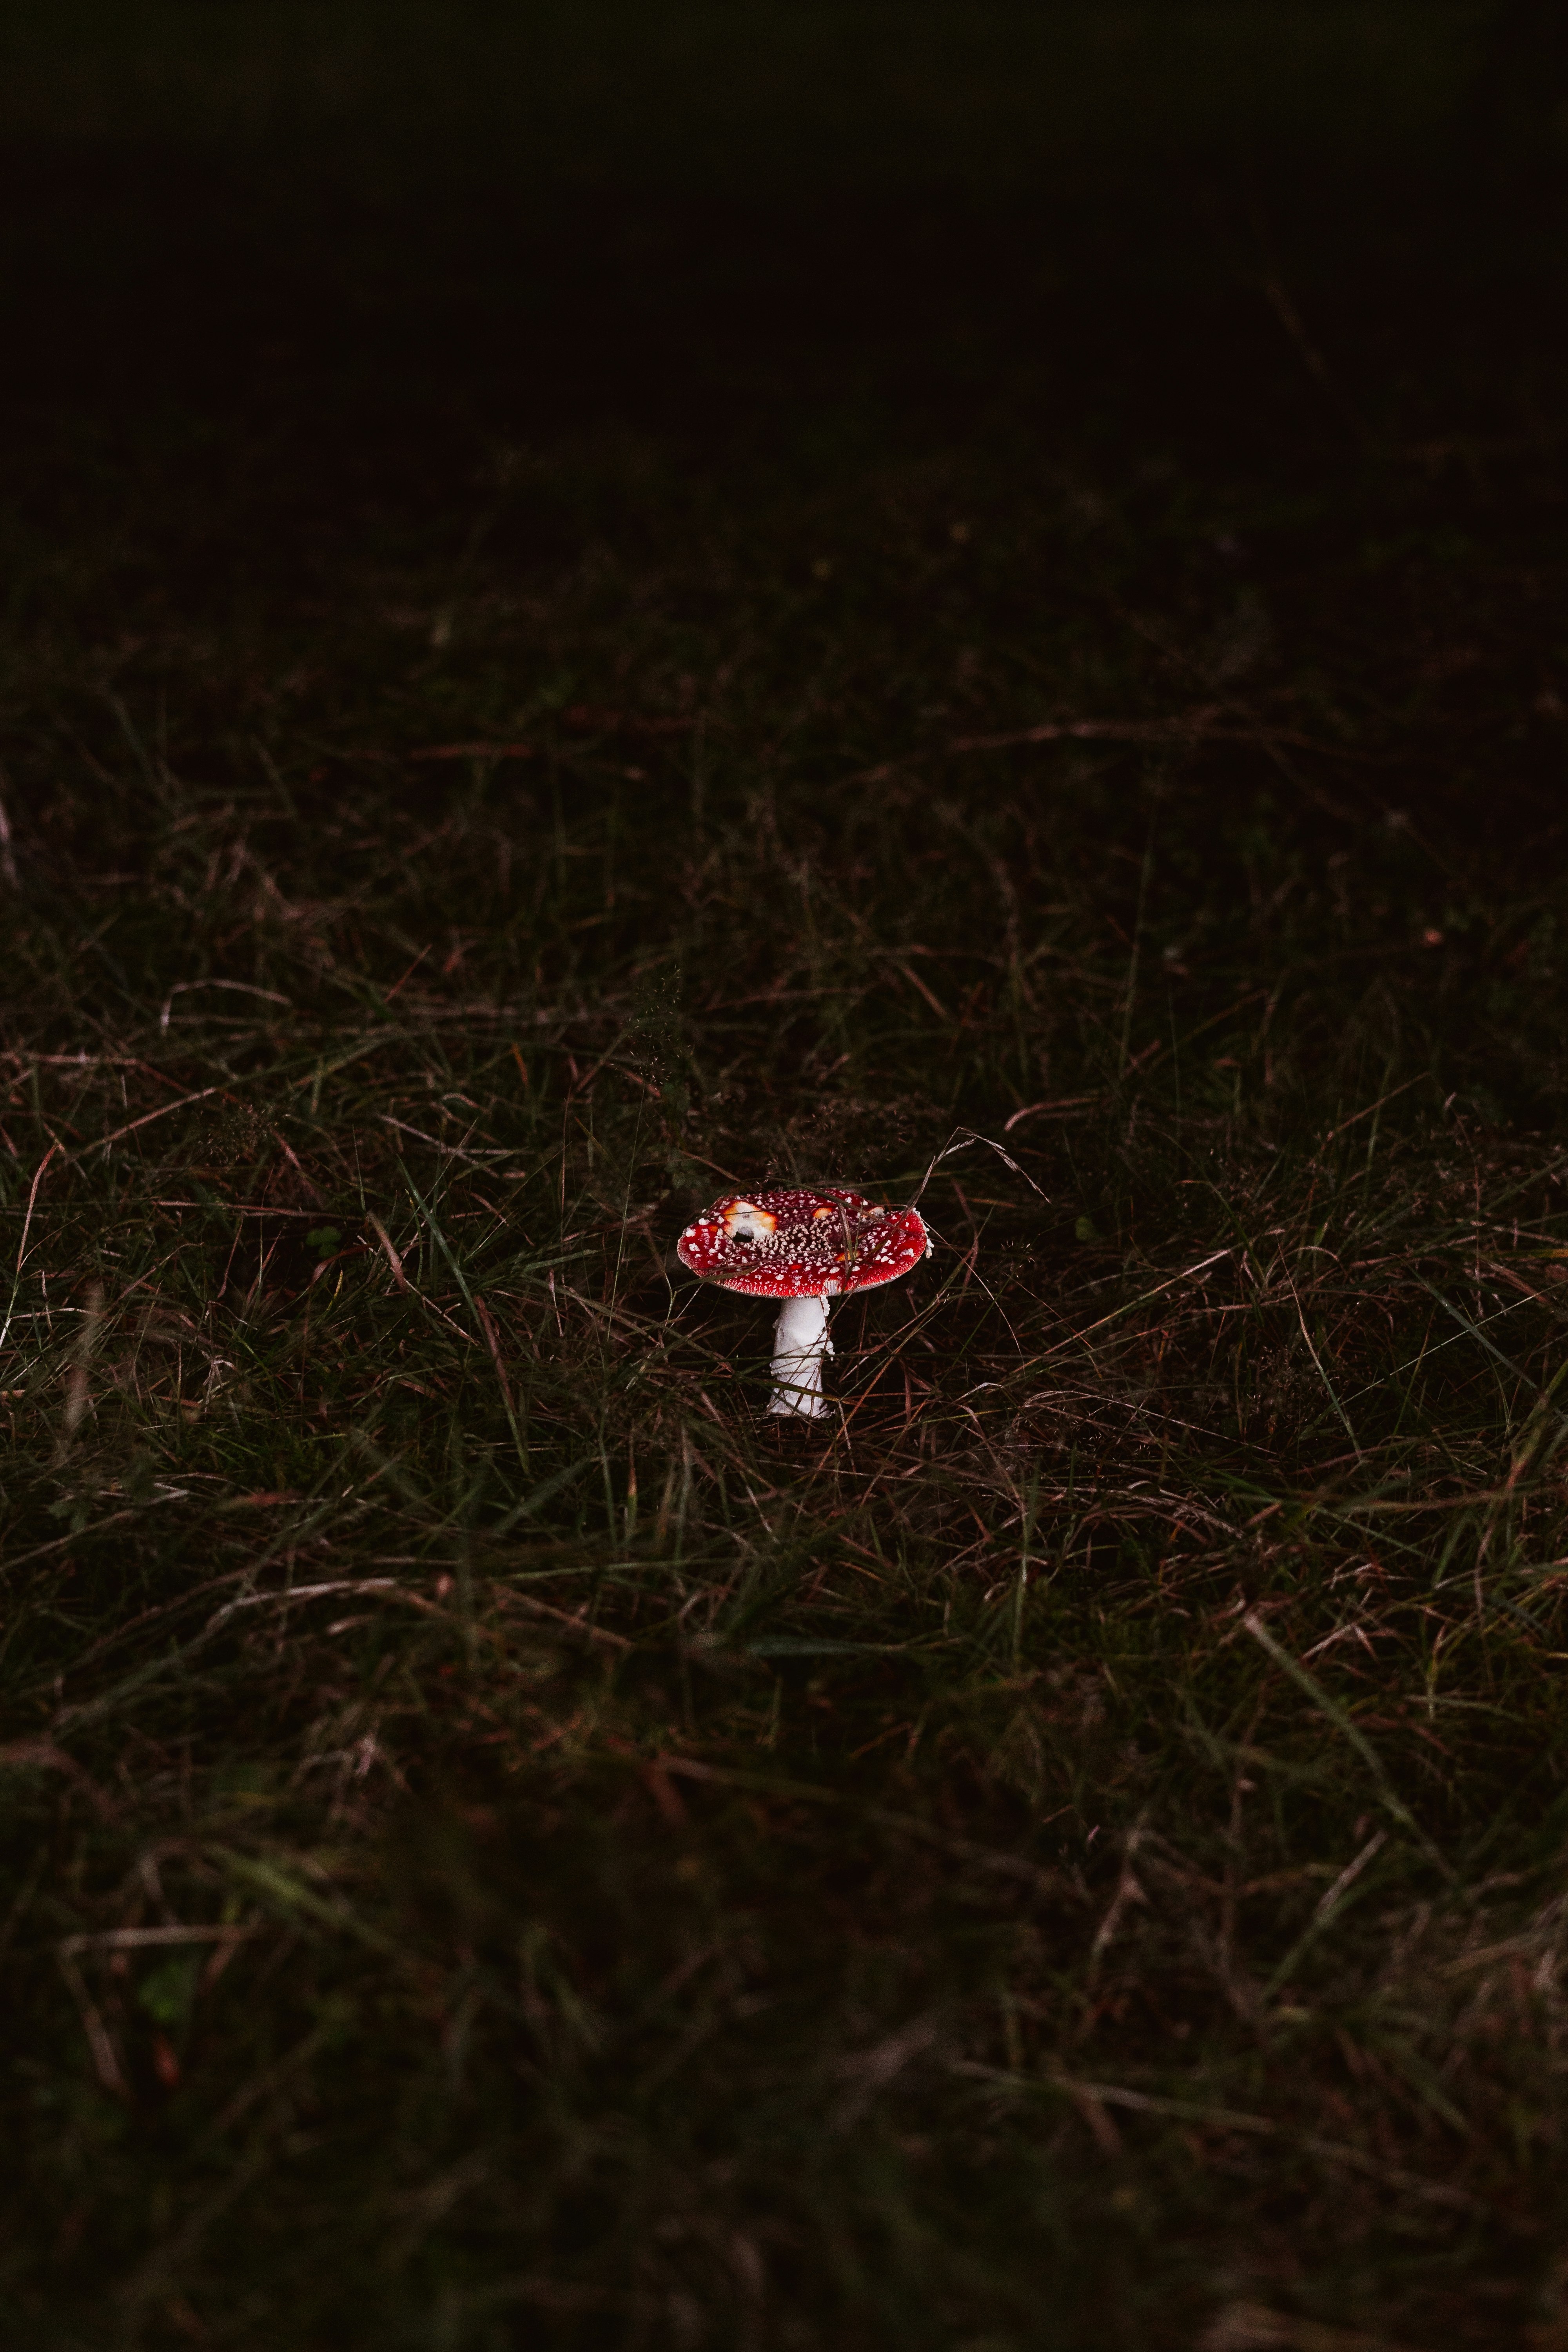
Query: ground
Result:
<box><xmin>3</xmin><ymin>121</ymin><xmax>1568</xmax><ymax>2352</ymax></box>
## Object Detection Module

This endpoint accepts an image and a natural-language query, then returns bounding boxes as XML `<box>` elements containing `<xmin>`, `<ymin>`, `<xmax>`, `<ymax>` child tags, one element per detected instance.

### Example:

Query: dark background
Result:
<box><xmin>7</xmin><ymin>3</ymin><xmax>1568</xmax><ymax>916</ymax></box>
<box><xmin>5</xmin><ymin>2</ymin><xmax>1567</xmax><ymax>569</ymax></box>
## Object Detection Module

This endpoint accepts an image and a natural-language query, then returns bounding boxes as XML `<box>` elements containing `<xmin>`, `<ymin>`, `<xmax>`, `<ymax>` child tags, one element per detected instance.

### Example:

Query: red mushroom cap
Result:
<box><xmin>676</xmin><ymin>1186</ymin><xmax>929</xmax><ymax>1299</ymax></box>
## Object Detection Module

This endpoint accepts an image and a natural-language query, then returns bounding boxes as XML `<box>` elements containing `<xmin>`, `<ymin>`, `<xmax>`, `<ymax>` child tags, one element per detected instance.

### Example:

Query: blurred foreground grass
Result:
<box><xmin>3</xmin><ymin>169</ymin><xmax>1568</xmax><ymax>2350</ymax></box>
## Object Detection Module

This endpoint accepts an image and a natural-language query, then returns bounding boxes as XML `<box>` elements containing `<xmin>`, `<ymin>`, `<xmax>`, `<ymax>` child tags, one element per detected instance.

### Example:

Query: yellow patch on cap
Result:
<box><xmin>723</xmin><ymin>1200</ymin><xmax>777</xmax><ymax>1238</ymax></box>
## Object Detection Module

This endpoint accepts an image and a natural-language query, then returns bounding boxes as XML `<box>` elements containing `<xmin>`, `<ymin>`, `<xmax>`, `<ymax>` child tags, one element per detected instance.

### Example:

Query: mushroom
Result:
<box><xmin>676</xmin><ymin>1185</ymin><xmax>929</xmax><ymax>1419</ymax></box>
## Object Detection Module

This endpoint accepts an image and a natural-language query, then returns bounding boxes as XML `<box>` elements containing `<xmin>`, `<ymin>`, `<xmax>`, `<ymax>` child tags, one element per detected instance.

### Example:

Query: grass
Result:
<box><xmin>4</xmin><ymin>155</ymin><xmax>1568</xmax><ymax>2349</ymax></box>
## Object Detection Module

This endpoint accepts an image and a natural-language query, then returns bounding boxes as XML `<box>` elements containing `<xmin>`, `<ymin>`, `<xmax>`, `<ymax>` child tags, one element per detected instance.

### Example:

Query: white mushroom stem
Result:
<box><xmin>767</xmin><ymin>1292</ymin><xmax>834</xmax><ymax>1419</ymax></box>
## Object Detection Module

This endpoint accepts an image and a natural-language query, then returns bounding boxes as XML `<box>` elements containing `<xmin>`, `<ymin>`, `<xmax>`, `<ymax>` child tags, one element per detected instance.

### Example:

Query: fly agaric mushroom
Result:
<box><xmin>676</xmin><ymin>1186</ymin><xmax>929</xmax><ymax>1419</ymax></box>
